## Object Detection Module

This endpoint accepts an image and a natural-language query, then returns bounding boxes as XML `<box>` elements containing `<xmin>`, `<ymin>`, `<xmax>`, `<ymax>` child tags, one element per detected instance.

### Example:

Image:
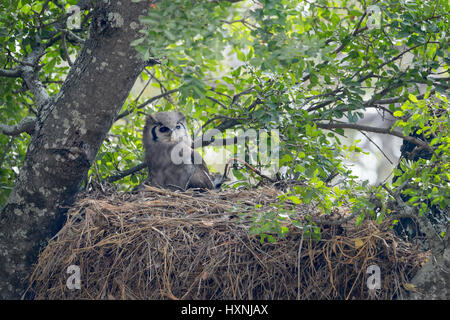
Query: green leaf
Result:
<box><xmin>408</xmin><ymin>94</ymin><xmax>418</xmax><ymax>103</ymax></box>
<box><xmin>286</xmin><ymin>195</ymin><xmax>301</xmax><ymax>204</ymax></box>
<box><xmin>130</xmin><ymin>37</ymin><xmax>145</xmax><ymax>46</ymax></box>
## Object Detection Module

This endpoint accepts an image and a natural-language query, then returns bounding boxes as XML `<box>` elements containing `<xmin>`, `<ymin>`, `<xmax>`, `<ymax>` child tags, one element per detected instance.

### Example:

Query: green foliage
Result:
<box><xmin>1</xmin><ymin>0</ymin><xmax>448</xmax><ymax>244</ymax></box>
<box><xmin>392</xmin><ymin>93</ymin><xmax>449</xmax><ymax>218</ymax></box>
<box><xmin>93</xmin><ymin>116</ymin><xmax>147</xmax><ymax>190</ymax></box>
<box><xmin>246</xmin><ymin>209</ymin><xmax>291</xmax><ymax>244</ymax></box>
<box><xmin>129</xmin><ymin>0</ymin><xmax>448</xmax><ymax>242</ymax></box>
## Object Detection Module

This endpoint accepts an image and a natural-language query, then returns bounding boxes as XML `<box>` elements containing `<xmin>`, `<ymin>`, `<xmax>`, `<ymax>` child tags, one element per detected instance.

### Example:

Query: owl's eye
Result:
<box><xmin>175</xmin><ymin>124</ymin><xmax>181</xmax><ymax>130</ymax></box>
<box><xmin>159</xmin><ymin>126</ymin><xmax>170</xmax><ymax>133</ymax></box>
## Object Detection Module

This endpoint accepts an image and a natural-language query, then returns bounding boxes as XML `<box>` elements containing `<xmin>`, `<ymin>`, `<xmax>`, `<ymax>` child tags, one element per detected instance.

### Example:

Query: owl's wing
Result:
<box><xmin>187</xmin><ymin>150</ymin><xmax>214</xmax><ymax>189</ymax></box>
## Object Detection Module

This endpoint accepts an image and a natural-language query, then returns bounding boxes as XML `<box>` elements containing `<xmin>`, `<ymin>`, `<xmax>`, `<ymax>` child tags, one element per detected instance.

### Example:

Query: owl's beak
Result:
<box><xmin>169</xmin><ymin>129</ymin><xmax>178</xmax><ymax>142</ymax></box>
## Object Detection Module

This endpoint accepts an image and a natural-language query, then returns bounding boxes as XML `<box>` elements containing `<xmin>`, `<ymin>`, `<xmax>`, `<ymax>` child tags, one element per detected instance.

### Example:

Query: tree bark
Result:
<box><xmin>0</xmin><ymin>0</ymin><xmax>149</xmax><ymax>299</ymax></box>
<box><xmin>409</xmin><ymin>225</ymin><xmax>450</xmax><ymax>299</ymax></box>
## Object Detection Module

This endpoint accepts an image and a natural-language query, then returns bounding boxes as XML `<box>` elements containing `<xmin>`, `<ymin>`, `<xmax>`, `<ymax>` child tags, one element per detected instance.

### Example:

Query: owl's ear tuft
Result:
<box><xmin>176</xmin><ymin>112</ymin><xmax>186</xmax><ymax>122</ymax></box>
<box><xmin>145</xmin><ymin>114</ymin><xmax>159</xmax><ymax>126</ymax></box>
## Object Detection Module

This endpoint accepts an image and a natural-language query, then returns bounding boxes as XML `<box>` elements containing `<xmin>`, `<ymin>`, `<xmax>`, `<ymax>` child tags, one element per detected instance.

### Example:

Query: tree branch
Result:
<box><xmin>61</xmin><ymin>31</ymin><xmax>73</xmax><ymax>66</ymax></box>
<box><xmin>316</xmin><ymin>122</ymin><xmax>433</xmax><ymax>151</ymax></box>
<box><xmin>1</xmin><ymin>43</ymin><xmax>50</xmax><ymax>110</ymax></box>
<box><xmin>370</xmin><ymin>88</ymin><xmax>437</xmax><ymax>106</ymax></box>
<box><xmin>0</xmin><ymin>67</ymin><xmax>22</xmax><ymax>78</ymax></box>
<box><xmin>105</xmin><ymin>162</ymin><xmax>147</xmax><ymax>183</ymax></box>
<box><xmin>224</xmin><ymin>157</ymin><xmax>276</xmax><ymax>183</ymax></box>
<box><xmin>115</xmin><ymin>88</ymin><xmax>180</xmax><ymax>121</ymax></box>
<box><xmin>0</xmin><ymin>137</ymin><xmax>15</xmax><ymax>168</ymax></box>
<box><xmin>359</xmin><ymin>130</ymin><xmax>394</xmax><ymax>164</ymax></box>
<box><xmin>206</xmin><ymin>96</ymin><xmax>228</xmax><ymax>109</ymax></box>
<box><xmin>194</xmin><ymin>135</ymin><xmax>240</xmax><ymax>148</ymax></box>
<box><xmin>194</xmin><ymin>88</ymin><xmax>262</xmax><ymax>146</ymax></box>
<box><xmin>301</xmin><ymin>14</ymin><xmax>368</xmax><ymax>83</ymax></box>
<box><xmin>358</xmin><ymin>42</ymin><xmax>428</xmax><ymax>83</ymax></box>
<box><xmin>0</xmin><ymin>117</ymin><xmax>36</xmax><ymax>136</ymax></box>
<box><xmin>230</xmin><ymin>86</ymin><xmax>255</xmax><ymax>108</ymax></box>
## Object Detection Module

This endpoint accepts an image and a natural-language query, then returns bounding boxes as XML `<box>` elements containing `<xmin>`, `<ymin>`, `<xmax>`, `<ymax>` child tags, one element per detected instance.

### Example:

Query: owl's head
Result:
<box><xmin>143</xmin><ymin>111</ymin><xmax>191</xmax><ymax>145</ymax></box>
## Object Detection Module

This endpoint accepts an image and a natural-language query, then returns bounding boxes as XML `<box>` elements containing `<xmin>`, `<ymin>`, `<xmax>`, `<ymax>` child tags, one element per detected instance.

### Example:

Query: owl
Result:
<box><xmin>142</xmin><ymin>111</ymin><xmax>218</xmax><ymax>190</ymax></box>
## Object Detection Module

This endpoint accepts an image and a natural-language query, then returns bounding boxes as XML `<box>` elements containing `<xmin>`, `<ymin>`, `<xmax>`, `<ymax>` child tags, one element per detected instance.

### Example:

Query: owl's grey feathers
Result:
<box><xmin>143</xmin><ymin>111</ymin><xmax>216</xmax><ymax>190</ymax></box>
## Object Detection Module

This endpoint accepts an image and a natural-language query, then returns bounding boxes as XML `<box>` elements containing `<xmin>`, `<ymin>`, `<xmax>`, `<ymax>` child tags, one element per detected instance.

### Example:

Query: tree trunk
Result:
<box><xmin>0</xmin><ymin>0</ymin><xmax>149</xmax><ymax>299</ymax></box>
<box><xmin>409</xmin><ymin>225</ymin><xmax>450</xmax><ymax>299</ymax></box>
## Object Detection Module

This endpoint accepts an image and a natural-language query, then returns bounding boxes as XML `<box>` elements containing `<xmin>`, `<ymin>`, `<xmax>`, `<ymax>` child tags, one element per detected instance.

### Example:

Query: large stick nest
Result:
<box><xmin>27</xmin><ymin>185</ymin><xmax>427</xmax><ymax>299</ymax></box>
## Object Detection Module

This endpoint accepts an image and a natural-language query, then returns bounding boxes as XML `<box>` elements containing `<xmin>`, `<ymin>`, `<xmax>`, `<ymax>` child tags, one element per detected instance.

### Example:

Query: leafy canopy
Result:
<box><xmin>130</xmin><ymin>0</ymin><xmax>449</xmax><ymax>240</ymax></box>
<box><xmin>0</xmin><ymin>0</ymin><xmax>448</xmax><ymax>241</ymax></box>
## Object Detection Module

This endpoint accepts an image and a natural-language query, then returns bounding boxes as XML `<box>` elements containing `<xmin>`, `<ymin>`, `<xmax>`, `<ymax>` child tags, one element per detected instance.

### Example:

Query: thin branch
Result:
<box><xmin>226</xmin><ymin>157</ymin><xmax>275</xmax><ymax>183</ymax></box>
<box><xmin>115</xmin><ymin>88</ymin><xmax>180</xmax><ymax>121</ymax></box>
<box><xmin>134</xmin><ymin>73</ymin><xmax>154</xmax><ymax>103</ymax></box>
<box><xmin>144</xmin><ymin>68</ymin><xmax>177</xmax><ymax>104</ymax></box>
<box><xmin>61</xmin><ymin>31</ymin><xmax>73</xmax><ymax>66</ymax></box>
<box><xmin>105</xmin><ymin>163</ymin><xmax>147</xmax><ymax>183</ymax></box>
<box><xmin>371</xmin><ymin>89</ymin><xmax>436</xmax><ymax>106</ymax></box>
<box><xmin>14</xmin><ymin>44</ymin><xmax>50</xmax><ymax>110</ymax></box>
<box><xmin>307</xmin><ymin>75</ymin><xmax>432</xmax><ymax>114</ymax></box>
<box><xmin>220</xmin><ymin>18</ymin><xmax>258</xmax><ymax>29</ymax></box>
<box><xmin>305</xmin><ymin>89</ymin><xmax>342</xmax><ymax>102</ymax></box>
<box><xmin>93</xmin><ymin>162</ymin><xmax>105</xmax><ymax>193</ymax></box>
<box><xmin>316</xmin><ymin>122</ymin><xmax>433</xmax><ymax>151</ymax></box>
<box><xmin>296</xmin><ymin>231</ymin><xmax>304</xmax><ymax>300</ymax></box>
<box><xmin>358</xmin><ymin>43</ymin><xmax>427</xmax><ymax>83</ymax></box>
<box><xmin>331</xmin><ymin>18</ymin><xmax>368</xmax><ymax>55</ymax></box>
<box><xmin>4</xmin><ymin>48</ymin><xmax>39</xmax><ymax>68</ymax></box>
<box><xmin>43</xmin><ymin>79</ymin><xmax>64</xmax><ymax>85</ymax></box>
<box><xmin>196</xmin><ymin>88</ymin><xmax>262</xmax><ymax>141</ymax></box>
<box><xmin>39</xmin><ymin>0</ymin><xmax>51</xmax><ymax>16</ymax></box>
<box><xmin>230</xmin><ymin>86</ymin><xmax>255</xmax><ymax>107</ymax></box>
<box><xmin>193</xmin><ymin>113</ymin><xmax>248</xmax><ymax>148</ymax></box>
<box><xmin>65</xmin><ymin>29</ymin><xmax>85</xmax><ymax>44</ymax></box>
<box><xmin>306</xmin><ymin>99</ymin><xmax>334</xmax><ymax>112</ymax></box>
<box><xmin>304</xmin><ymin>0</ymin><xmax>352</xmax><ymax>11</ymax></box>
<box><xmin>210</xmin><ymin>87</ymin><xmax>232</xmax><ymax>100</ymax></box>
<box><xmin>206</xmin><ymin>96</ymin><xmax>228</xmax><ymax>109</ymax></box>
<box><xmin>300</xmin><ymin>13</ymin><xmax>368</xmax><ymax>83</ymax></box>
<box><xmin>194</xmin><ymin>135</ymin><xmax>240</xmax><ymax>148</ymax></box>
<box><xmin>202</xmin><ymin>114</ymin><xmax>247</xmax><ymax>130</ymax></box>
<box><xmin>369</xmin><ymin>104</ymin><xmax>395</xmax><ymax>117</ymax></box>
<box><xmin>353</xmin><ymin>10</ymin><xmax>367</xmax><ymax>32</ymax></box>
<box><xmin>359</xmin><ymin>130</ymin><xmax>394</xmax><ymax>165</ymax></box>
<box><xmin>362</xmin><ymin>79</ymin><xmax>405</xmax><ymax>109</ymax></box>
<box><xmin>0</xmin><ymin>137</ymin><xmax>15</xmax><ymax>168</ymax></box>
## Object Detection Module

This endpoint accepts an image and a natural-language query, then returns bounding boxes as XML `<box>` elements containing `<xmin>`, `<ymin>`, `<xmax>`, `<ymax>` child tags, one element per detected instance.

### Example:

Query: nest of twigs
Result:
<box><xmin>27</xmin><ymin>185</ymin><xmax>427</xmax><ymax>300</ymax></box>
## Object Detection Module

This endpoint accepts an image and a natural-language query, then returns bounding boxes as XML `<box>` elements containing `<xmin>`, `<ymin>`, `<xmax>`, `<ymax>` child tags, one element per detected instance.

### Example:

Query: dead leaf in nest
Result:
<box><xmin>355</xmin><ymin>238</ymin><xmax>364</xmax><ymax>249</ymax></box>
<box><xmin>201</xmin><ymin>220</ymin><xmax>214</xmax><ymax>227</ymax></box>
<box><xmin>403</xmin><ymin>283</ymin><xmax>418</xmax><ymax>292</ymax></box>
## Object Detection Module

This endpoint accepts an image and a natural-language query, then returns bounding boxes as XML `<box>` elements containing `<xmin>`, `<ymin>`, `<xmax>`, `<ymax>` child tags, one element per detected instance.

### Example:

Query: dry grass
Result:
<box><xmin>26</xmin><ymin>185</ymin><xmax>427</xmax><ymax>299</ymax></box>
